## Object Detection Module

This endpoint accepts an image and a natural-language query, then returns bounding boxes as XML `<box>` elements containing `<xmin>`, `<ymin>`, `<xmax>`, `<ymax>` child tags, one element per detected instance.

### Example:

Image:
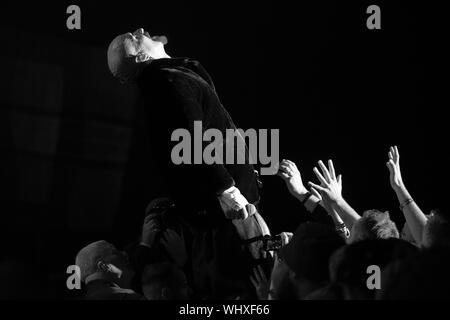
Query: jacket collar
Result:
<box><xmin>138</xmin><ymin>57</ymin><xmax>215</xmax><ymax>90</ymax></box>
<box><xmin>147</xmin><ymin>57</ymin><xmax>191</xmax><ymax>69</ymax></box>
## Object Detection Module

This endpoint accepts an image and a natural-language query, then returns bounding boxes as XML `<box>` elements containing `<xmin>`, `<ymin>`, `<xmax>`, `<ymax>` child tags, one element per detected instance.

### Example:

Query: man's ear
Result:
<box><xmin>135</xmin><ymin>53</ymin><xmax>151</xmax><ymax>63</ymax></box>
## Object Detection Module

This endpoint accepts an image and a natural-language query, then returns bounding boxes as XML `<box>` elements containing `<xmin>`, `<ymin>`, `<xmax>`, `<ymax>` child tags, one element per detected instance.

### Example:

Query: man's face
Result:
<box><xmin>123</xmin><ymin>28</ymin><xmax>164</xmax><ymax>57</ymax></box>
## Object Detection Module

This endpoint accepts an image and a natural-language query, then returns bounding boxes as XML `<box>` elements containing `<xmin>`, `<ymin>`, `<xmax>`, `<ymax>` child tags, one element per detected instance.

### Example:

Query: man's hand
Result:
<box><xmin>218</xmin><ymin>186</ymin><xmax>255</xmax><ymax>220</ymax></box>
<box><xmin>250</xmin><ymin>265</ymin><xmax>269</xmax><ymax>300</ymax></box>
<box><xmin>308</xmin><ymin>160</ymin><xmax>343</xmax><ymax>205</ymax></box>
<box><xmin>386</xmin><ymin>145</ymin><xmax>405</xmax><ymax>191</ymax></box>
<box><xmin>161</xmin><ymin>229</ymin><xmax>188</xmax><ymax>268</ymax></box>
<box><xmin>277</xmin><ymin>159</ymin><xmax>309</xmax><ymax>199</ymax></box>
<box><xmin>140</xmin><ymin>214</ymin><xmax>161</xmax><ymax>248</ymax></box>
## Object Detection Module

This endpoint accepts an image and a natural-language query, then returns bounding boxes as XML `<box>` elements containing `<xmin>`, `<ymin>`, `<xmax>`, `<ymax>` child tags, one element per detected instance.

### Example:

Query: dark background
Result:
<box><xmin>0</xmin><ymin>1</ymin><xmax>446</xmax><ymax>298</ymax></box>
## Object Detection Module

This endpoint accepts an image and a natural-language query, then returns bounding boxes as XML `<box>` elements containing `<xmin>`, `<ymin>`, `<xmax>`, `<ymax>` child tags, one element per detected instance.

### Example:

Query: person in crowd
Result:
<box><xmin>249</xmin><ymin>232</ymin><xmax>293</xmax><ymax>300</ymax></box>
<box><xmin>127</xmin><ymin>197</ymin><xmax>192</xmax><ymax>295</ymax></box>
<box><xmin>386</xmin><ymin>146</ymin><xmax>450</xmax><ymax>249</ymax></box>
<box><xmin>308</xmin><ymin>158</ymin><xmax>401</xmax><ymax>243</ymax></box>
<box><xmin>277</xmin><ymin>159</ymin><xmax>350</xmax><ymax>239</ymax></box>
<box><xmin>269</xmin><ymin>222</ymin><xmax>345</xmax><ymax>299</ymax></box>
<box><xmin>75</xmin><ymin>240</ymin><xmax>143</xmax><ymax>300</ymax></box>
<box><xmin>348</xmin><ymin>210</ymin><xmax>399</xmax><ymax>243</ymax></box>
<box><xmin>314</xmin><ymin>238</ymin><xmax>418</xmax><ymax>300</ymax></box>
<box><xmin>307</xmin><ymin>159</ymin><xmax>360</xmax><ymax>236</ymax></box>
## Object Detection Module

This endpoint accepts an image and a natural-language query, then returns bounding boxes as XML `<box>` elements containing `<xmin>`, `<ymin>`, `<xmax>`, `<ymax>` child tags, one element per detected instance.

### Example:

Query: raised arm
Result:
<box><xmin>277</xmin><ymin>159</ymin><xmax>321</xmax><ymax>213</ymax></box>
<box><xmin>308</xmin><ymin>160</ymin><xmax>361</xmax><ymax>231</ymax></box>
<box><xmin>386</xmin><ymin>145</ymin><xmax>427</xmax><ymax>245</ymax></box>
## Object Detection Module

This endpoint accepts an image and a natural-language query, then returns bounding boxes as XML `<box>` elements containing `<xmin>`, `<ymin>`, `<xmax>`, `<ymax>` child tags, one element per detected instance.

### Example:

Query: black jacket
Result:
<box><xmin>136</xmin><ymin>58</ymin><xmax>260</xmax><ymax>215</ymax></box>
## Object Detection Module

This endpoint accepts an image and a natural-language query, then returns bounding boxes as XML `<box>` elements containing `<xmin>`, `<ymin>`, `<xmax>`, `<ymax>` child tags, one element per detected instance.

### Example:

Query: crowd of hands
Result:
<box><xmin>248</xmin><ymin>145</ymin><xmax>420</xmax><ymax>299</ymax></box>
<box><xmin>137</xmin><ymin>145</ymin><xmax>434</xmax><ymax>299</ymax></box>
<box><xmin>278</xmin><ymin>146</ymin><xmax>408</xmax><ymax>237</ymax></box>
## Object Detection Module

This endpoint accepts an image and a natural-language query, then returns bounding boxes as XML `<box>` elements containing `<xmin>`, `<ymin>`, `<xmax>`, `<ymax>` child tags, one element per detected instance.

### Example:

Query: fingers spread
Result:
<box><xmin>310</xmin><ymin>186</ymin><xmax>322</xmax><ymax>199</ymax></box>
<box><xmin>313</xmin><ymin>167</ymin><xmax>328</xmax><ymax>186</ymax></box>
<box><xmin>328</xmin><ymin>159</ymin><xmax>336</xmax><ymax>180</ymax></box>
<box><xmin>308</xmin><ymin>181</ymin><xmax>326</xmax><ymax>192</ymax></box>
<box><xmin>318</xmin><ymin>160</ymin><xmax>331</xmax><ymax>182</ymax></box>
<box><xmin>337</xmin><ymin>174</ymin><xmax>342</xmax><ymax>185</ymax></box>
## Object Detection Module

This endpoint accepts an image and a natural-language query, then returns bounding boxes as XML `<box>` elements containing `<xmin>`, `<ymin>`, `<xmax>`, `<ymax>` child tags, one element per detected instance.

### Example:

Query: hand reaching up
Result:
<box><xmin>386</xmin><ymin>146</ymin><xmax>405</xmax><ymax>191</ymax></box>
<box><xmin>308</xmin><ymin>159</ymin><xmax>343</xmax><ymax>205</ymax></box>
<box><xmin>277</xmin><ymin>159</ymin><xmax>308</xmax><ymax>198</ymax></box>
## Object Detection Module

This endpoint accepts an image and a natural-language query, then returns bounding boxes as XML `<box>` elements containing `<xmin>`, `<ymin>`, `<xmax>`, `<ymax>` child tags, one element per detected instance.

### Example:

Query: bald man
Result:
<box><xmin>107</xmin><ymin>28</ymin><xmax>271</xmax><ymax>299</ymax></box>
<box><xmin>76</xmin><ymin>240</ymin><xmax>143</xmax><ymax>300</ymax></box>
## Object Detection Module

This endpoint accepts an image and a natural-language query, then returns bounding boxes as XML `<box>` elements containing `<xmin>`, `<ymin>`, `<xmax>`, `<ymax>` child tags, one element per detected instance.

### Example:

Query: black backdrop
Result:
<box><xmin>0</xmin><ymin>0</ymin><xmax>447</xmax><ymax>298</ymax></box>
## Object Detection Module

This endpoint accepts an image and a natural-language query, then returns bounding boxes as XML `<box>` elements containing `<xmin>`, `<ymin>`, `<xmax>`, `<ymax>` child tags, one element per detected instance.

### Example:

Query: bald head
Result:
<box><xmin>76</xmin><ymin>240</ymin><xmax>117</xmax><ymax>283</ymax></box>
<box><xmin>75</xmin><ymin>240</ymin><xmax>135</xmax><ymax>288</ymax></box>
<box><xmin>107</xmin><ymin>28</ymin><xmax>169</xmax><ymax>83</ymax></box>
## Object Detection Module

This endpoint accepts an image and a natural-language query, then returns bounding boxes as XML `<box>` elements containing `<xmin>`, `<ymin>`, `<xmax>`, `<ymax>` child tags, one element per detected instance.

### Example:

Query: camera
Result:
<box><xmin>262</xmin><ymin>234</ymin><xmax>283</xmax><ymax>251</ymax></box>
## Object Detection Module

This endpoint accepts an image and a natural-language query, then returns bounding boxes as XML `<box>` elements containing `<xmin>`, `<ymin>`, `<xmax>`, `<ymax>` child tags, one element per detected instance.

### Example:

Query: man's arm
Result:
<box><xmin>386</xmin><ymin>146</ymin><xmax>427</xmax><ymax>245</ymax></box>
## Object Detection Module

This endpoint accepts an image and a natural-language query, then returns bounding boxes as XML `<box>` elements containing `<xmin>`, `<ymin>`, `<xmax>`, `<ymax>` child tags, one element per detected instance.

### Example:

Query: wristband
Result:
<box><xmin>335</xmin><ymin>223</ymin><xmax>350</xmax><ymax>238</ymax></box>
<box><xmin>335</xmin><ymin>222</ymin><xmax>346</xmax><ymax>230</ymax></box>
<box><xmin>399</xmin><ymin>198</ymin><xmax>414</xmax><ymax>211</ymax></box>
<box><xmin>301</xmin><ymin>192</ymin><xmax>312</xmax><ymax>205</ymax></box>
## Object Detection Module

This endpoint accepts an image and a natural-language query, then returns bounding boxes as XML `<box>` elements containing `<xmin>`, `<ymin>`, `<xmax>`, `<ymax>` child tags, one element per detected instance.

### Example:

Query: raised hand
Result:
<box><xmin>250</xmin><ymin>265</ymin><xmax>269</xmax><ymax>300</ymax></box>
<box><xmin>161</xmin><ymin>229</ymin><xmax>188</xmax><ymax>267</ymax></box>
<box><xmin>141</xmin><ymin>214</ymin><xmax>161</xmax><ymax>248</ymax></box>
<box><xmin>386</xmin><ymin>145</ymin><xmax>405</xmax><ymax>191</ymax></box>
<box><xmin>385</xmin><ymin>146</ymin><xmax>427</xmax><ymax>246</ymax></box>
<box><xmin>277</xmin><ymin>159</ymin><xmax>308</xmax><ymax>198</ymax></box>
<box><xmin>308</xmin><ymin>159</ymin><xmax>343</xmax><ymax>205</ymax></box>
